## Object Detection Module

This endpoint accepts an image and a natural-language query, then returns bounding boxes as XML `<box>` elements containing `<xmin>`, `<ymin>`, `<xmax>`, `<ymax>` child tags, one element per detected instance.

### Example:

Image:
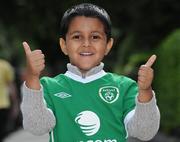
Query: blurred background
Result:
<box><xmin>0</xmin><ymin>0</ymin><xmax>179</xmax><ymax>141</ymax></box>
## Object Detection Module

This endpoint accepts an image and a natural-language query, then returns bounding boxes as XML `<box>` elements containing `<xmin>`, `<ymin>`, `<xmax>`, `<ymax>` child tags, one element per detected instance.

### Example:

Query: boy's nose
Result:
<box><xmin>82</xmin><ymin>39</ymin><xmax>91</xmax><ymax>47</ymax></box>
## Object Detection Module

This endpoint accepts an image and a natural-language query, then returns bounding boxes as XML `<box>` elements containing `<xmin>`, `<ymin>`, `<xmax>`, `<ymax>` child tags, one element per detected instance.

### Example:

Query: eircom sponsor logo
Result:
<box><xmin>75</xmin><ymin>111</ymin><xmax>117</xmax><ymax>142</ymax></box>
<box><xmin>80</xmin><ymin>139</ymin><xmax>117</xmax><ymax>142</ymax></box>
<box><xmin>75</xmin><ymin>111</ymin><xmax>100</xmax><ymax>136</ymax></box>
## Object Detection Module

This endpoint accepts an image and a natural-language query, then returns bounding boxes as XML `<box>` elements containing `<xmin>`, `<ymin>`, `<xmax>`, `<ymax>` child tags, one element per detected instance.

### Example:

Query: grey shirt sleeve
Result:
<box><xmin>20</xmin><ymin>82</ymin><xmax>56</xmax><ymax>135</ymax></box>
<box><xmin>126</xmin><ymin>92</ymin><xmax>160</xmax><ymax>141</ymax></box>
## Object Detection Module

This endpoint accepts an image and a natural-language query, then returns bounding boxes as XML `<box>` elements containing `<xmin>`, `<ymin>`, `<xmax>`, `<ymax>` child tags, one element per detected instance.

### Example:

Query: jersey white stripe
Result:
<box><xmin>64</xmin><ymin>70</ymin><xmax>107</xmax><ymax>83</ymax></box>
<box><xmin>51</xmin><ymin>130</ymin><xmax>54</xmax><ymax>142</ymax></box>
<box><xmin>124</xmin><ymin>109</ymin><xmax>135</xmax><ymax>138</ymax></box>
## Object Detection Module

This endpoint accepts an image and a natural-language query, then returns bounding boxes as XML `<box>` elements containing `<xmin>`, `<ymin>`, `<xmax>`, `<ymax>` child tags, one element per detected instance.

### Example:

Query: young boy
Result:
<box><xmin>21</xmin><ymin>3</ymin><xmax>160</xmax><ymax>142</ymax></box>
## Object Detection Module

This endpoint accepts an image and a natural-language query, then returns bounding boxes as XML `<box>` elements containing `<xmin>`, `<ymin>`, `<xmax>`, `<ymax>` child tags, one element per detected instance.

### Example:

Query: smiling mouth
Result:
<box><xmin>79</xmin><ymin>52</ymin><xmax>94</xmax><ymax>56</ymax></box>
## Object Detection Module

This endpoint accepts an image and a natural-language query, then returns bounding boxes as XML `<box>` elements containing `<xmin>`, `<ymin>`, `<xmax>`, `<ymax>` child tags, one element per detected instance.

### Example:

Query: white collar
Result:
<box><xmin>64</xmin><ymin>63</ymin><xmax>107</xmax><ymax>83</ymax></box>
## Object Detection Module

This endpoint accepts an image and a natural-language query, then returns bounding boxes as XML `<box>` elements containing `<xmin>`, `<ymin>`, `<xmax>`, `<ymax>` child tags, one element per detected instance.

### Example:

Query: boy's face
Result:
<box><xmin>60</xmin><ymin>16</ymin><xmax>113</xmax><ymax>73</ymax></box>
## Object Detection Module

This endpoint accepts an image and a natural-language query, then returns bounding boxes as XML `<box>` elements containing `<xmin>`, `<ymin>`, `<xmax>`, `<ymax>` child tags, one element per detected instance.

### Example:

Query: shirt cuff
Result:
<box><xmin>135</xmin><ymin>91</ymin><xmax>158</xmax><ymax>115</ymax></box>
<box><xmin>23</xmin><ymin>81</ymin><xmax>43</xmax><ymax>93</ymax></box>
<box><xmin>136</xmin><ymin>91</ymin><xmax>157</xmax><ymax>106</ymax></box>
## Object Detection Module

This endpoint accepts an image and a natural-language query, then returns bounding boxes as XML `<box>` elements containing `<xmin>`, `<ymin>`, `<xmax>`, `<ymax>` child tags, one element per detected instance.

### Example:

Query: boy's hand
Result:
<box><xmin>23</xmin><ymin>41</ymin><xmax>45</xmax><ymax>89</ymax></box>
<box><xmin>23</xmin><ymin>42</ymin><xmax>45</xmax><ymax>77</ymax></box>
<box><xmin>138</xmin><ymin>55</ymin><xmax>156</xmax><ymax>90</ymax></box>
<box><xmin>137</xmin><ymin>55</ymin><xmax>156</xmax><ymax>102</ymax></box>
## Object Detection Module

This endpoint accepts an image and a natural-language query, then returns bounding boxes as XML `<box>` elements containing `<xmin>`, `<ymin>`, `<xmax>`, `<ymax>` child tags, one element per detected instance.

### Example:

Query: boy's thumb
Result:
<box><xmin>22</xmin><ymin>41</ymin><xmax>32</xmax><ymax>55</ymax></box>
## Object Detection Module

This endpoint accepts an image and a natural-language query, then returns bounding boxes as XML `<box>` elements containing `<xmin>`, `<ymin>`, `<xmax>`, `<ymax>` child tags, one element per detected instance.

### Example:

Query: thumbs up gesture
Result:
<box><xmin>137</xmin><ymin>55</ymin><xmax>157</xmax><ymax>102</ymax></box>
<box><xmin>23</xmin><ymin>41</ymin><xmax>45</xmax><ymax>89</ymax></box>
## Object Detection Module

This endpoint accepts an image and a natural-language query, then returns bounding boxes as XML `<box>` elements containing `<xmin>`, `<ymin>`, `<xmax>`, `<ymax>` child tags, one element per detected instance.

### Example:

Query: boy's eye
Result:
<box><xmin>72</xmin><ymin>35</ymin><xmax>81</xmax><ymax>39</ymax></box>
<box><xmin>92</xmin><ymin>35</ymin><xmax>100</xmax><ymax>40</ymax></box>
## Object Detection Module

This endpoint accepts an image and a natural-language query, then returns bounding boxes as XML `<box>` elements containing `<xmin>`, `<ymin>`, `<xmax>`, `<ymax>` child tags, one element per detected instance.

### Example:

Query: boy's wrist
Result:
<box><xmin>138</xmin><ymin>87</ymin><xmax>153</xmax><ymax>103</ymax></box>
<box><xmin>25</xmin><ymin>75</ymin><xmax>41</xmax><ymax>90</ymax></box>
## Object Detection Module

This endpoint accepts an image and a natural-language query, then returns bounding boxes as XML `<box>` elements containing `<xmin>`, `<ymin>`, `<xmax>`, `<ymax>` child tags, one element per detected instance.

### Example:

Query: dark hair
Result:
<box><xmin>60</xmin><ymin>3</ymin><xmax>112</xmax><ymax>41</ymax></box>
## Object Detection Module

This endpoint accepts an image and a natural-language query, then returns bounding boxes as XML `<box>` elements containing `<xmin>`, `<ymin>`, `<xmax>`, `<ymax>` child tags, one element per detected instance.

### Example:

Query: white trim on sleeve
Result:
<box><xmin>124</xmin><ymin>109</ymin><xmax>135</xmax><ymax>138</ymax></box>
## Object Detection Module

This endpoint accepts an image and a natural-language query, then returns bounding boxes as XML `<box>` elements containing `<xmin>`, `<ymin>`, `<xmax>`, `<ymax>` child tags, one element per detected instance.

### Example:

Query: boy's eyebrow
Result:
<box><xmin>68</xmin><ymin>31</ymin><xmax>105</xmax><ymax>35</ymax></box>
<box><xmin>91</xmin><ymin>31</ymin><xmax>105</xmax><ymax>35</ymax></box>
<box><xmin>68</xmin><ymin>31</ymin><xmax>81</xmax><ymax>35</ymax></box>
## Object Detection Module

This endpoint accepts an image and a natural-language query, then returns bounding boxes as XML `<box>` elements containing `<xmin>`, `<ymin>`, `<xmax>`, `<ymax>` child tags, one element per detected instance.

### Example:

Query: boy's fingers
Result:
<box><xmin>145</xmin><ymin>55</ymin><xmax>157</xmax><ymax>67</ymax></box>
<box><xmin>22</xmin><ymin>41</ymin><xmax>32</xmax><ymax>55</ymax></box>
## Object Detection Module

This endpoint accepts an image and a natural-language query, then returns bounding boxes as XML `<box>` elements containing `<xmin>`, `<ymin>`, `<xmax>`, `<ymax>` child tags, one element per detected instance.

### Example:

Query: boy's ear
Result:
<box><xmin>105</xmin><ymin>38</ymin><xmax>114</xmax><ymax>55</ymax></box>
<box><xmin>59</xmin><ymin>38</ymin><xmax>68</xmax><ymax>55</ymax></box>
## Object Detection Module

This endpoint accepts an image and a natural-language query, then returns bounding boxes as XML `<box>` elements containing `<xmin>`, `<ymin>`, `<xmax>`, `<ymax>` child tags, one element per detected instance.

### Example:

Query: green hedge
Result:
<box><xmin>154</xmin><ymin>29</ymin><xmax>180</xmax><ymax>133</ymax></box>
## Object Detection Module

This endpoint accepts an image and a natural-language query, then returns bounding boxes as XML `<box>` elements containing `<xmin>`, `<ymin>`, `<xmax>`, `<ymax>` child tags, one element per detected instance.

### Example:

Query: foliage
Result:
<box><xmin>154</xmin><ymin>29</ymin><xmax>180</xmax><ymax>133</ymax></box>
<box><xmin>0</xmin><ymin>23</ymin><xmax>37</xmax><ymax>68</ymax></box>
<box><xmin>113</xmin><ymin>30</ymin><xmax>157</xmax><ymax>81</ymax></box>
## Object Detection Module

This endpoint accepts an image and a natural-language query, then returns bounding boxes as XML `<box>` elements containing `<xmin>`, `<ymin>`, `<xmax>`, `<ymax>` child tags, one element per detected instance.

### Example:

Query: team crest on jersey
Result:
<box><xmin>99</xmin><ymin>86</ymin><xmax>119</xmax><ymax>103</ymax></box>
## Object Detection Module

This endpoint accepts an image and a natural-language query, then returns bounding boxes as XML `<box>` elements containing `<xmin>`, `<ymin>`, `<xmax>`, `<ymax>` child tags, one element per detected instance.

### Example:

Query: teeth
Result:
<box><xmin>80</xmin><ymin>52</ymin><xmax>93</xmax><ymax>56</ymax></box>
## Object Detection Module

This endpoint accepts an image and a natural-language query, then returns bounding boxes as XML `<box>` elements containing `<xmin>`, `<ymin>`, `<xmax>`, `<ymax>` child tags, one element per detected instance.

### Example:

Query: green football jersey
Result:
<box><xmin>40</xmin><ymin>71</ymin><xmax>138</xmax><ymax>142</ymax></box>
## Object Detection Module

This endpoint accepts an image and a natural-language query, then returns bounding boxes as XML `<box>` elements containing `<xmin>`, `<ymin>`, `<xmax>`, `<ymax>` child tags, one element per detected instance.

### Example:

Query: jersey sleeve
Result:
<box><xmin>123</xmin><ymin>79</ymin><xmax>138</xmax><ymax>119</ymax></box>
<box><xmin>40</xmin><ymin>77</ymin><xmax>54</xmax><ymax>111</ymax></box>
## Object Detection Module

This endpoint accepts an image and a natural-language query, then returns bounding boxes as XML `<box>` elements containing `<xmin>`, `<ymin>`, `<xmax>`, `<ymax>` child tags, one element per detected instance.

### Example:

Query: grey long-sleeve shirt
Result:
<box><xmin>21</xmin><ymin>63</ymin><xmax>160</xmax><ymax>141</ymax></box>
